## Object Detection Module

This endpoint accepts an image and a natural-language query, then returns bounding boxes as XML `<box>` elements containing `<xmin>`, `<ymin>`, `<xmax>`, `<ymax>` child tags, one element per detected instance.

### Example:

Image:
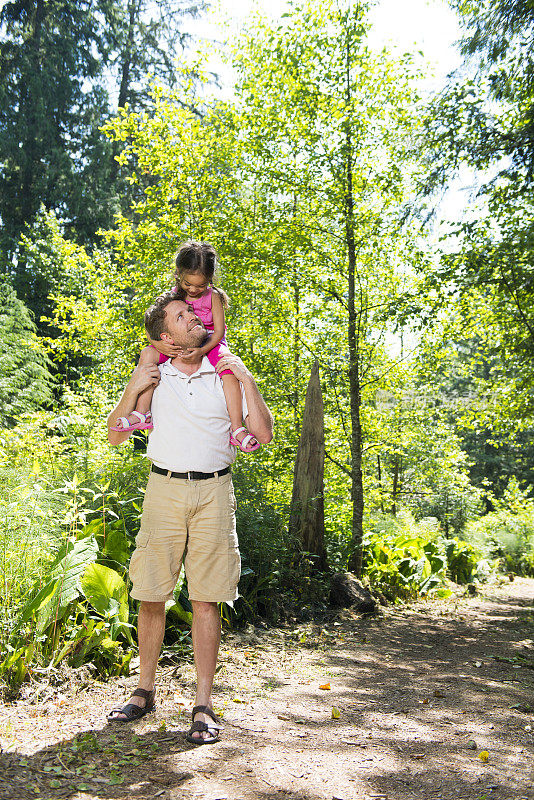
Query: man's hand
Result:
<box><xmin>216</xmin><ymin>354</ymin><xmax>252</xmax><ymax>382</ymax></box>
<box><xmin>107</xmin><ymin>362</ymin><xmax>161</xmax><ymax>446</ymax></box>
<box><xmin>129</xmin><ymin>363</ymin><xmax>162</xmax><ymax>394</ymax></box>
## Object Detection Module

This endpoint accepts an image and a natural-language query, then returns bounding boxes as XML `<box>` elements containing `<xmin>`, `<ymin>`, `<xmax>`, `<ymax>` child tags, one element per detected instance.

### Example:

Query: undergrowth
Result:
<box><xmin>1</xmin><ymin>407</ymin><xmax>533</xmax><ymax>699</ymax></box>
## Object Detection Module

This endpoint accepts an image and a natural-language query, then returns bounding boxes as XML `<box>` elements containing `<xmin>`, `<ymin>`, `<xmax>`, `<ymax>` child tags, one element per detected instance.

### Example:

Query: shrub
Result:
<box><xmin>444</xmin><ymin>538</ymin><xmax>483</xmax><ymax>584</ymax></box>
<box><xmin>363</xmin><ymin>511</ymin><xmax>449</xmax><ymax>600</ymax></box>
<box><xmin>463</xmin><ymin>478</ymin><xmax>534</xmax><ymax>576</ymax></box>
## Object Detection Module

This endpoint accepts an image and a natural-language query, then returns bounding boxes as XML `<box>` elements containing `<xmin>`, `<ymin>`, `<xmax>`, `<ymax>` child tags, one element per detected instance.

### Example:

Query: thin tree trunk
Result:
<box><xmin>344</xmin><ymin>31</ymin><xmax>364</xmax><ymax>578</ymax></box>
<box><xmin>293</xmin><ymin>279</ymin><xmax>300</xmax><ymax>427</ymax></box>
<box><xmin>377</xmin><ymin>454</ymin><xmax>385</xmax><ymax>513</ymax></box>
<box><xmin>289</xmin><ymin>361</ymin><xmax>327</xmax><ymax>570</ymax></box>
<box><xmin>292</xmin><ymin>189</ymin><xmax>300</xmax><ymax>428</ymax></box>
<box><xmin>18</xmin><ymin>0</ymin><xmax>46</xmax><ymax>239</ymax></box>
<box><xmin>117</xmin><ymin>0</ymin><xmax>137</xmax><ymax>110</ymax></box>
<box><xmin>111</xmin><ymin>0</ymin><xmax>138</xmax><ymax>183</ymax></box>
<box><xmin>391</xmin><ymin>455</ymin><xmax>401</xmax><ymax>516</ymax></box>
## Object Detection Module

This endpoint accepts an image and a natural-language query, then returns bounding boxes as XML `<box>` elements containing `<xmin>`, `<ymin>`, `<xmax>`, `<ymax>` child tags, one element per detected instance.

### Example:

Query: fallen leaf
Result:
<box><xmin>232</xmin><ymin>697</ymin><xmax>247</xmax><ymax>703</ymax></box>
<box><xmin>332</xmin><ymin>706</ymin><xmax>341</xmax><ymax>719</ymax></box>
<box><xmin>478</xmin><ymin>750</ymin><xmax>489</xmax><ymax>762</ymax></box>
<box><xmin>422</xmin><ymin>698</ymin><xmax>429</xmax><ymax>705</ymax></box>
<box><xmin>433</xmin><ymin>690</ymin><xmax>446</xmax><ymax>698</ymax></box>
<box><xmin>319</xmin><ymin>683</ymin><xmax>331</xmax><ymax>690</ymax></box>
<box><xmin>475</xmin><ymin>661</ymin><xmax>482</xmax><ymax>668</ymax></box>
<box><xmin>277</xmin><ymin>714</ymin><xmax>291</xmax><ymax>720</ymax></box>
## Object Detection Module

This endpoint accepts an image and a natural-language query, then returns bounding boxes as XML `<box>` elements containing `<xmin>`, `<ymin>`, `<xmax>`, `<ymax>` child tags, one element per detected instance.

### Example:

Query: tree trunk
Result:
<box><xmin>289</xmin><ymin>360</ymin><xmax>327</xmax><ymax>570</ymax></box>
<box><xmin>391</xmin><ymin>455</ymin><xmax>401</xmax><ymax>516</ymax></box>
<box><xmin>344</xmin><ymin>32</ymin><xmax>364</xmax><ymax>578</ymax></box>
<box><xmin>293</xmin><ymin>278</ymin><xmax>300</xmax><ymax>427</ymax></box>
<box><xmin>377</xmin><ymin>454</ymin><xmax>385</xmax><ymax>513</ymax></box>
<box><xmin>15</xmin><ymin>0</ymin><xmax>46</xmax><ymax>245</ymax></box>
<box><xmin>110</xmin><ymin>0</ymin><xmax>138</xmax><ymax>184</ymax></box>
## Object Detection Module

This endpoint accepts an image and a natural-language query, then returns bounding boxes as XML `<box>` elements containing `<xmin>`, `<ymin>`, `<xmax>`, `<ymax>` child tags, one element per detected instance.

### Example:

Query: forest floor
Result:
<box><xmin>1</xmin><ymin>578</ymin><xmax>534</xmax><ymax>800</ymax></box>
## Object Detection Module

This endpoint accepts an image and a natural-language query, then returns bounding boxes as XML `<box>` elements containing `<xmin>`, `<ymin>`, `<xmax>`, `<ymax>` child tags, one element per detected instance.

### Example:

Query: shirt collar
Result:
<box><xmin>160</xmin><ymin>356</ymin><xmax>216</xmax><ymax>379</ymax></box>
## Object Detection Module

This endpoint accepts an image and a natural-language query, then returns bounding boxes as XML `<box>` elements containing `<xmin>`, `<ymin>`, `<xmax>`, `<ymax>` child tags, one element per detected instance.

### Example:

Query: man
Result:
<box><xmin>106</xmin><ymin>292</ymin><xmax>274</xmax><ymax>743</ymax></box>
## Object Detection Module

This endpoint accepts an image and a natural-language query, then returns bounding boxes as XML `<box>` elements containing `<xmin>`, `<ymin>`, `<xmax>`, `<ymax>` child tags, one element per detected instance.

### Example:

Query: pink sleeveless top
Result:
<box><xmin>190</xmin><ymin>287</ymin><xmax>216</xmax><ymax>332</ymax></box>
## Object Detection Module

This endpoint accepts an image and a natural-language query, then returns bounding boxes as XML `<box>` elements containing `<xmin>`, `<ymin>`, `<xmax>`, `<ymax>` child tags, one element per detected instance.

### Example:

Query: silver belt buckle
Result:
<box><xmin>187</xmin><ymin>471</ymin><xmax>193</xmax><ymax>481</ymax></box>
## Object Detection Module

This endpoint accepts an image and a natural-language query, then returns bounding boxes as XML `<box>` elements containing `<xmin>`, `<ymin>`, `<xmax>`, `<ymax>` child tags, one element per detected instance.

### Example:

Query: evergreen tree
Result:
<box><xmin>0</xmin><ymin>0</ymin><xmax>114</xmax><ymax>259</ymax></box>
<box><xmin>0</xmin><ymin>279</ymin><xmax>54</xmax><ymax>425</ymax></box>
<box><xmin>0</xmin><ymin>0</ymin><xmax>205</xmax><ymax>268</ymax></box>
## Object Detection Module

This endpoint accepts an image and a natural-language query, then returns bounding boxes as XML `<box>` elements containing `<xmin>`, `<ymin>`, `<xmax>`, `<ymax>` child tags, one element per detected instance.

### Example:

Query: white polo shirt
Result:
<box><xmin>146</xmin><ymin>357</ymin><xmax>248</xmax><ymax>473</ymax></box>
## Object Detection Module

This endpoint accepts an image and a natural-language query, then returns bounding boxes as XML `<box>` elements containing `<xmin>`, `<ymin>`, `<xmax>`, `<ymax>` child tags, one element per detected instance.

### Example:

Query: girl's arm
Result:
<box><xmin>199</xmin><ymin>289</ymin><xmax>226</xmax><ymax>354</ymax></box>
<box><xmin>146</xmin><ymin>333</ymin><xmax>183</xmax><ymax>358</ymax></box>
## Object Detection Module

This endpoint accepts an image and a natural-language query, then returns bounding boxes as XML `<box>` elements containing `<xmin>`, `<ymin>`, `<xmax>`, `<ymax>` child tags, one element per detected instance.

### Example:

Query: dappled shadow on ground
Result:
<box><xmin>0</xmin><ymin>722</ymin><xmax>199</xmax><ymax>800</ymax></box>
<box><xmin>1</xmin><ymin>581</ymin><xmax>533</xmax><ymax>800</ymax></box>
<box><xmin>237</xmin><ymin>582</ymin><xmax>534</xmax><ymax>800</ymax></box>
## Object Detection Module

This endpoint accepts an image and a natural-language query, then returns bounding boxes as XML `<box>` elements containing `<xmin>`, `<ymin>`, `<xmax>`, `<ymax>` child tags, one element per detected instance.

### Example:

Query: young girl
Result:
<box><xmin>111</xmin><ymin>241</ymin><xmax>260</xmax><ymax>454</ymax></box>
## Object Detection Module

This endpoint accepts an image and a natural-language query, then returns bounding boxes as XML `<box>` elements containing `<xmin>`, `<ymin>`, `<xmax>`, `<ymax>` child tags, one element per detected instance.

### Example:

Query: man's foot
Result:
<box><xmin>230</xmin><ymin>426</ymin><xmax>261</xmax><ymax>453</ymax></box>
<box><xmin>186</xmin><ymin>705</ymin><xmax>221</xmax><ymax>745</ymax></box>
<box><xmin>107</xmin><ymin>687</ymin><xmax>156</xmax><ymax>723</ymax></box>
<box><xmin>110</xmin><ymin>411</ymin><xmax>153</xmax><ymax>432</ymax></box>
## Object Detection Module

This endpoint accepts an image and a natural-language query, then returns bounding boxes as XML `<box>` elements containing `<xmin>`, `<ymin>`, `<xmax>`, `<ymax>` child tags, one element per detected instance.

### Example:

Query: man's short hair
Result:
<box><xmin>144</xmin><ymin>292</ymin><xmax>179</xmax><ymax>341</ymax></box>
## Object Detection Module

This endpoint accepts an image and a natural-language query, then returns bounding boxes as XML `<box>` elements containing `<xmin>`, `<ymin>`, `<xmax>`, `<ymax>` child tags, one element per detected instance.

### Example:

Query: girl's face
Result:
<box><xmin>179</xmin><ymin>270</ymin><xmax>209</xmax><ymax>299</ymax></box>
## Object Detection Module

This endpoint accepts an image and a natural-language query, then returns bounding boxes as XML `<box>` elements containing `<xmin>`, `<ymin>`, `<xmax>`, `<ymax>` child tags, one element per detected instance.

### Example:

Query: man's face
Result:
<box><xmin>162</xmin><ymin>300</ymin><xmax>206</xmax><ymax>348</ymax></box>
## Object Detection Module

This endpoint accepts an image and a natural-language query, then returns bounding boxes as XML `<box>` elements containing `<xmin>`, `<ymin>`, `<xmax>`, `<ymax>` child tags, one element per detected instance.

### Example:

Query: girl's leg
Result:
<box><xmin>208</xmin><ymin>343</ymin><xmax>260</xmax><ymax>453</ymax></box>
<box><xmin>114</xmin><ymin>346</ymin><xmax>159</xmax><ymax>430</ymax></box>
<box><xmin>220</xmin><ymin>372</ymin><xmax>259</xmax><ymax>452</ymax></box>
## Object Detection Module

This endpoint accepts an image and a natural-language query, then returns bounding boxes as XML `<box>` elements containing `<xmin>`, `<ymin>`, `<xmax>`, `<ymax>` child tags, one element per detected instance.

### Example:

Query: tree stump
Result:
<box><xmin>289</xmin><ymin>360</ymin><xmax>327</xmax><ymax>570</ymax></box>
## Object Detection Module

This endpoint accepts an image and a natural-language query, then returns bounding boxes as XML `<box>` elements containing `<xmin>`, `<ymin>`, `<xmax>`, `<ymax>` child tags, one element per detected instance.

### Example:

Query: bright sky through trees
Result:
<box><xmin>189</xmin><ymin>0</ymin><xmax>462</xmax><ymax>91</ymax></box>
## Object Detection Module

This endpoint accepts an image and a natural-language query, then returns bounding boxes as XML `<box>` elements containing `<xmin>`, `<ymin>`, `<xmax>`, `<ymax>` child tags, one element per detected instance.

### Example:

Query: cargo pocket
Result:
<box><xmin>227</xmin><ymin>546</ymin><xmax>241</xmax><ymax>600</ymax></box>
<box><xmin>134</xmin><ymin>531</ymin><xmax>150</xmax><ymax>549</ymax></box>
<box><xmin>129</xmin><ymin>530</ymin><xmax>151</xmax><ymax>591</ymax></box>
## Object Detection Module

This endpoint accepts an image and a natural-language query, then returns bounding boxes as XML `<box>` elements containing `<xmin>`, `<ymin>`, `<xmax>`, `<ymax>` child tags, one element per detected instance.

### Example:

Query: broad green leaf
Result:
<box><xmin>80</xmin><ymin>563</ymin><xmax>129</xmax><ymax>622</ymax></box>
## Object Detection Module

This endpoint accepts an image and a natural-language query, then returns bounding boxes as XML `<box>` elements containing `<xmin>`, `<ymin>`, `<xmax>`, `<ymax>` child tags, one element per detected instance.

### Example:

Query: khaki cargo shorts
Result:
<box><xmin>129</xmin><ymin>470</ymin><xmax>240</xmax><ymax>603</ymax></box>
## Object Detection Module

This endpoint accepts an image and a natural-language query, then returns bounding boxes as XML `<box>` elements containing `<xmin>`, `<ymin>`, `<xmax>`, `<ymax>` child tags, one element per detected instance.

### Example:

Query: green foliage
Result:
<box><xmin>422</xmin><ymin>0</ymin><xmax>534</xmax><ymax>433</ymax></box>
<box><xmin>445</xmin><ymin>538</ymin><xmax>483</xmax><ymax>584</ymax></box>
<box><xmin>0</xmin><ymin>279</ymin><xmax>54</xmax><ymax>424</ymax></box>
<box><xmin>465</xmin><ymin>499</ymin><xmax>534</xmax><ymax>575</ymax></box>
<box><xmin>363</xmin><ymin>512</ymin><xmax>450</xmax><ymax>600</ymax></box>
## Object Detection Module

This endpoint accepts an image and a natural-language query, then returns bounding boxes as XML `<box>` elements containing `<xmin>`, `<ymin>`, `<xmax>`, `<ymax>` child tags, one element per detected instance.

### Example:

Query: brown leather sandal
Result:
<box><xmin>107</xmin><ymin>687</ymin><xmax>156</xmax><ymax>723</ymax></box>
<box><xmin>185</xmin><ymin>705</ymin><xmax>221</xmax><ymax>745</ymax></box>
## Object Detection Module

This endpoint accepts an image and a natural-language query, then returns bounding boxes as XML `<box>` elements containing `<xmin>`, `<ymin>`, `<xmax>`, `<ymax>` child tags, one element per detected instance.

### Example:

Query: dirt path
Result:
<box><xmin>1</xmin><ymin>578</ymin><xmax>534</xmax><ymax>800</ymax></box>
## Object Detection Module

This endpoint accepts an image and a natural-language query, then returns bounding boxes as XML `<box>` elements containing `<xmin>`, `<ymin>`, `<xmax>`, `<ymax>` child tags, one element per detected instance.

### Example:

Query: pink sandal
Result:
<box><xmin>110</xmin><ymin>411</ymin><xmax>153</xmax><ymax>432</ymax></box>
<box><xmin>230</xmin><ymin>426</ymin><xmax>261</xmax><ymax>453</ymax></box>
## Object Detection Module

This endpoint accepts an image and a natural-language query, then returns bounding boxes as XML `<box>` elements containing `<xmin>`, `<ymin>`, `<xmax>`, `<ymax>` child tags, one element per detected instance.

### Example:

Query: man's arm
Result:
<box><xmin>216</xmin><ymin>355</ymin><xmax>274</xmax><ymax>444</ymax></box>
<box><xmin>107</xmin><ymin>363</ymin><xmax>162</xmax><ymax>446</ymax></box>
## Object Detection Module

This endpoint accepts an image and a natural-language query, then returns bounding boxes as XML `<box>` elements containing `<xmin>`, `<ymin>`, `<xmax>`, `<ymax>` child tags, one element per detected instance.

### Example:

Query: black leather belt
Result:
<box><xmin>151</xmin><ymin>464</ymin><xmax>230</xmax><ymax>481</ymax></box>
